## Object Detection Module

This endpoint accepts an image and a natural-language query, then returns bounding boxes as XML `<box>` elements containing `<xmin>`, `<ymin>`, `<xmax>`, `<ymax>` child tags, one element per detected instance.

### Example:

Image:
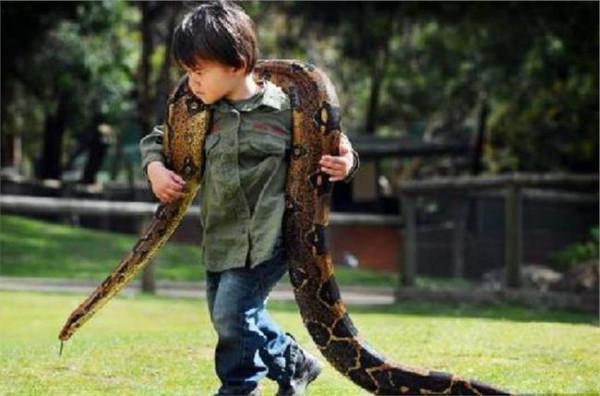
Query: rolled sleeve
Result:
<box><xmin>139</xmin><ymin>125</ymin><xmax>166</xmax><ymax>178</ymax></box>
<box><xmin>340</xmin><ymin>132</ymin><xmax>360</xmax><ymax>184</ymax></box>
<box><xmin>342</xmin><ymin>148</ymin><xmax>360</xmax><ymax>184</ymax></box>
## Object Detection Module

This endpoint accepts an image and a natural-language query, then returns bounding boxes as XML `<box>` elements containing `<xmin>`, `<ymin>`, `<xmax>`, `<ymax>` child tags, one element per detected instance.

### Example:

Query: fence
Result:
<box><xmin>0</xmin><ymin>194</ymin><xmax>400</xmax><ymax>293</ymax></box>
<box><xmin>1</xmin><ymin>172</ymin><xmax>597</xmax><ymax>311</ymax></box>
<box><xmin>398</xmin><ymin>173</ymin><xmax>598</xmax><ymax>290</ymax></box>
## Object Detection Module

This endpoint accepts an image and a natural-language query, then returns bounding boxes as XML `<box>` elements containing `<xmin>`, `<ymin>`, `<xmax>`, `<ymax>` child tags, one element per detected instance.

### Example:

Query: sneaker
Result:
<box><xmin>276</xmin><ymin>348</ymin><xmax>323</xmax><ymax>396</ymax></box>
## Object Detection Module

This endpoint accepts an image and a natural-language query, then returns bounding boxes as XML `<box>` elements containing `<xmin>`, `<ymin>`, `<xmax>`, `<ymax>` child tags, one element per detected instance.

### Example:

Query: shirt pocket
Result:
<box><xmin>247</xmin><ymin>133</ymin><xmax>287</xmax><ymax>159</ymax></box>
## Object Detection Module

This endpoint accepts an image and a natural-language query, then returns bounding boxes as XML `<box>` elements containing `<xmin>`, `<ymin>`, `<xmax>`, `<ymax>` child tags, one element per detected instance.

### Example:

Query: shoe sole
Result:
<box><xmin>300</xmin><ymin>361</ymin><xmax>323</xmax><ymax>394</ymax></box>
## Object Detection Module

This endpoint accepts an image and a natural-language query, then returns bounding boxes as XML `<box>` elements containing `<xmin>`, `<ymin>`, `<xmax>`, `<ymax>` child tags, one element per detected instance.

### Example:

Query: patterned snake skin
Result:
<box><xmin>59</xmin><ymin>60</ymin><xmax>511</xmax><ymax>395</ymax></box>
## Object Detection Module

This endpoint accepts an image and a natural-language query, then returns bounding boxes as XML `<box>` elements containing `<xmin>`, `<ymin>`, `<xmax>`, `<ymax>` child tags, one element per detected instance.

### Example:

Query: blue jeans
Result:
<box><xmin>206</xmin><ymin>247</ymin><xmax>301</xmax><ymax>395</ymax></box>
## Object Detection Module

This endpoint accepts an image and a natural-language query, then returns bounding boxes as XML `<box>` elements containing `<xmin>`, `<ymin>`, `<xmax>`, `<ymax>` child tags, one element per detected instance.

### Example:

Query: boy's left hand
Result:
<box><xmin>319</xmin><ymin>134</ymin><xmax>354</xmax><ymax>182</ymax></box>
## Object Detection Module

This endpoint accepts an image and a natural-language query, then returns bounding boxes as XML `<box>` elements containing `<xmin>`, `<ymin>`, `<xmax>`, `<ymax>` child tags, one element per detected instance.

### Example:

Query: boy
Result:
<box><xmin>140</xmin><ymin>2</ymin><xmax>360</xmax><ymax>395</ymax></box>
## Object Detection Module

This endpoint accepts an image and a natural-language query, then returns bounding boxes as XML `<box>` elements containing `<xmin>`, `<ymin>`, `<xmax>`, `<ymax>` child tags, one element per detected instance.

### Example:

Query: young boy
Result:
<box><xmin>140</xmin><ymin>2</ymin><xmax>360</xmax><ymax>395</ymax></box>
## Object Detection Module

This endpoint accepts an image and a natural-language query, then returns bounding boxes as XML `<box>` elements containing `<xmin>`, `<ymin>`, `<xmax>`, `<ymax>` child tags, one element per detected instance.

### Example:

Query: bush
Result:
<box><xmin>551</xmin><ymin>225</ymin><xmax>599</xmax><ymax>271</ymax></box>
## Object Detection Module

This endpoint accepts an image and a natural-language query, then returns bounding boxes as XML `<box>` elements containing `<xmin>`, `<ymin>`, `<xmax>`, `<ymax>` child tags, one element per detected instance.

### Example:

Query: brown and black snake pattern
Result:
<box><xmin>59</xmin><ymin>60</ymin><xmax>511</xmax><ymax>395</ymax></box>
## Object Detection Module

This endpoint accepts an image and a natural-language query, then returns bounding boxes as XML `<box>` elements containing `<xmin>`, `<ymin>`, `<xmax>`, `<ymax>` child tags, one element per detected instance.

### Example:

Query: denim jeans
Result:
<box><xmin>206</xmin><ymin>246</ymin><xmax>301</xmax><ymax>395</ymax></box>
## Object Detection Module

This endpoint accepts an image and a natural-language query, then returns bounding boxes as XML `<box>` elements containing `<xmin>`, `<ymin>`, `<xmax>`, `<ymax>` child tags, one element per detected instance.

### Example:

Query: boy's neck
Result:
<box><xmin>225</xmin><ymin>73</ymin><xmax>262</xmax><ymax>102</ymax></box>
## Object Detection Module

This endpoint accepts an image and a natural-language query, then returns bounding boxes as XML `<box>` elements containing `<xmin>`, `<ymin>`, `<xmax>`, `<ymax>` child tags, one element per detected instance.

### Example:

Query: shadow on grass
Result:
<box><xmin>269</xmin><ymin>300</ymin><xmax>598</xmax><ymax>326</ymax></box>
<box><xmin>121</xmin><ymin>290</ymin><xmax>599</xmax><ymax>326</ymax></box>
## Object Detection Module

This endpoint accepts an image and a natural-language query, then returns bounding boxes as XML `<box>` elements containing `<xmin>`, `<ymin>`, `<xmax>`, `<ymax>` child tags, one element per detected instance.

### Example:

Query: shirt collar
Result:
<box><xmin>210</xmin><ymin>80</ymin><xmax>286</xmax><ymax>113</ymax></box>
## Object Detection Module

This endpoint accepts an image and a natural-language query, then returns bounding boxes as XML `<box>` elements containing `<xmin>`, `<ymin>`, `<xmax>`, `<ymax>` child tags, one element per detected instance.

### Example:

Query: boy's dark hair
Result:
<box><xmin>172</xmin><ymin>1</ymin><xmax>258</xmax><ymax>74</ymax></box>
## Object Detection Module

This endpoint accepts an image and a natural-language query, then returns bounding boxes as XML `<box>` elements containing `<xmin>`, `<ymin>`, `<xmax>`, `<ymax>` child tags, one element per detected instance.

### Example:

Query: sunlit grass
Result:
<box><xmin>0</xmin><ymin>214</ymin><xmax>205</xmax><ymax>281</ymax></box>
<box><xmin>0</xmin><ymin>214</ymin><xmax>397</xmax><ymax>287</ymax></box>
<box><xmin>1</xmin><ymin>291</ymin><xmax>598</xmax><ymax>395</ymax></box>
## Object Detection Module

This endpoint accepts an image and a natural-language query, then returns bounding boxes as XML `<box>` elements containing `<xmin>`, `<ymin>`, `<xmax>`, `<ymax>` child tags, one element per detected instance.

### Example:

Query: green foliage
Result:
<box><xmin>486</xmin><ymin>44</ymin><xmax>598</xmax><ymax>171</ymax></box>
<box><xmin>552</xmin><ymin>226</ymin><xmax>600</xmax><ymax>271</ymax></box>
<box><xmin>2</xmin><ymin>2</ymin><xmax>598</xmax><ymax>178</ymax></box>
<box><xmin>2</xmin><ymin>0</ymin><xmax>138</xmax><ymax>176</ymax></box>
<box><xmin>271</xmin><ymin>2</ymin><xmax>598</xmax><ymax>173</ymax></box>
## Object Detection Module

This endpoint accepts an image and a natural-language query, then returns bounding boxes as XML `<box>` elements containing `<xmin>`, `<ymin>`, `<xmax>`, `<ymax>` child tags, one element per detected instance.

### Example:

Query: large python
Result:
<box><xmin>59</xmin><ymin>60</ymin><xmax>511</xmax><ymax>395</ymax></box>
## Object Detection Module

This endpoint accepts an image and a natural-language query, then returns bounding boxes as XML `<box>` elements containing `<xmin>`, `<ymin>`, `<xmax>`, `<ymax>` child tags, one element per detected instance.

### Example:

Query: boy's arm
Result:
<box><xmin>139</xmin><ymin>125</ymin><xmax>165</xmax><ymax>181</ymax></box>
<box><xmin>319</xmin><ymin>132</ymin><xmax>360</xmax><ymax>184</ymax></box>
<box><xmin>139</xmin><ymin>124</ymin><xmax>186</xmax><ymax>203</ymax></box>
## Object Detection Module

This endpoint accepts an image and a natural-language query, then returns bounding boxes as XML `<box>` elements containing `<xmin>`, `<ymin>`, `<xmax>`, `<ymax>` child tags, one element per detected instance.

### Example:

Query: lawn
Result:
<box><xmin>1</xmin><ymin>290</ymin><xmax>598</xmax><ymax>395</ymax></box>
<box><xmin>0</xmin><ymin>214</ymin><xmax>399</xmax><ymax>287</ymax></box>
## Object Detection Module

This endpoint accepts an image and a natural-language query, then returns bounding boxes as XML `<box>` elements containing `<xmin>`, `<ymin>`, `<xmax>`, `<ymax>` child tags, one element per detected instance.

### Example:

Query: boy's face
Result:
<box><xmin>183</xmin><ymin>59</ymin><xmax>245</xmax><ymax>104</ymax></box>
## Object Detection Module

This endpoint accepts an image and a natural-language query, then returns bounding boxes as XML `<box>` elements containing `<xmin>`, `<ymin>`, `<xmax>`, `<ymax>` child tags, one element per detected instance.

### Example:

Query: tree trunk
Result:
<box><xmin>137</xmin><ymin>1</ymin><xmax>156</xmax><ymax>294</ymax></box>
<box><xmin>80</xmin><ymin>115</ymin><xmax>111</xmax><ymax>184</ymax></box>
<box><xmin>109</xmin><ymin>129</ymin><xmax>123</xmax><ymax>181</ymax></box>
<box><xmin>363</xmin><ymin>4</ymin><xmax>396</xmax><ymax>135</ymax></box>
<box><xmin>138</xmin><ymin>2</ymin><xmax>154</xmax><ymax>140</ymax></box>
<box><xmin>153</xmin><ymin>5</ymin><xmax>179</xmax><ymax>126</ymax></box>
<box><xmin>1</xmin><ymin>133</ymin><xmax>16</xmax><ymax>168</ymax></box>
<box><xmin>38</xmin><ymin>93</ymin><xmax>69</xmax><ymax>180</ymax></box>
<box><xmin>365</xmin><ymin>44</ymin><xmax>389</xmax><ymax>135</ymax></box>
<box><xmin>471</xmin><ymin>94</ymin><xmax>489</xmax><ymax>175</ymax></box>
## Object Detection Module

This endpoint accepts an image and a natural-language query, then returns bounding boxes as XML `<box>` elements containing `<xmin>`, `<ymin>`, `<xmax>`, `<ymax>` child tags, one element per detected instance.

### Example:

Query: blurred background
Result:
<box><xmin>1</xmin><ymin>1</ymin><xmax>598</xmax><ymax>308</ymax></box>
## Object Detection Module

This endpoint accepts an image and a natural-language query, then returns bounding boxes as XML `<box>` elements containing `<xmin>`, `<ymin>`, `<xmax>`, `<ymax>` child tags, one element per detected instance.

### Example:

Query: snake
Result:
<box><xmin>58</xmin><ymin>59</ymin><xmax>511</xmax><ymax>395</ymax></box>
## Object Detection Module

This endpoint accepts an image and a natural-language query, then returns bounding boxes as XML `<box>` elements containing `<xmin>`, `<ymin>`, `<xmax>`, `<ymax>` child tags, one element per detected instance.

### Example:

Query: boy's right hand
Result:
<box><xmin>147</xmin><ymin>161</ymin><xmax>186</xmax><ymax>204</ymax></box>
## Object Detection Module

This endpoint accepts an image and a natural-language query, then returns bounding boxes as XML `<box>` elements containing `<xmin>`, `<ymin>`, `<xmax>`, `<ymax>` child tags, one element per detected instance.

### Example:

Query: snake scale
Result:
<box><xmin>59</xmin><ymin>60</ymin><xmax>510</xmax><ymax>395</ymax></box>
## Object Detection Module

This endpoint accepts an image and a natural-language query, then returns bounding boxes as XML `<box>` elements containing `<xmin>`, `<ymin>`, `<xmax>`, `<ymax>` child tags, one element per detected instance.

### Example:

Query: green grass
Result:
<box><xmin>0</xmin><ymin>214</ymin><xmax>205</xmax><ymax>282</ymax></box>
<box><xmin>0</xmin><ymin>290</ymin><xmax>598</xmax><ymax>395</ymax></box>
<box><xmin>0</xmin><ymin>214</ymin><xmax>398</xmax><ymax>287</ymax></box>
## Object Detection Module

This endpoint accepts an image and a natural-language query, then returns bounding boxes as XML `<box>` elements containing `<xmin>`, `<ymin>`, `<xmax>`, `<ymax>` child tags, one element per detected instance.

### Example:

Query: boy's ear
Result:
<box><xmin>233</xmin><ymin>58</ymin><xmax>247</xmax><ymax>74</ymax></box>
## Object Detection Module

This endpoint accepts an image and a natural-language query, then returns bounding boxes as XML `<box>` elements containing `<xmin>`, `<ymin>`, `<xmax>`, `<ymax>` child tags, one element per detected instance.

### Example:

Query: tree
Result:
<box><xmin>2</xmin><ymin>1</ymin><xmax>139</xmax><ymax>181</ymax></box>
<box><xmin>1</xmin><ymin>2</ymin><xmax>79</xmax><ymax>173</ymax></box>
<box><xmin>281</xmin><ymin>1</ymin><xmax>598</xmax><ymax>173</ymax></box>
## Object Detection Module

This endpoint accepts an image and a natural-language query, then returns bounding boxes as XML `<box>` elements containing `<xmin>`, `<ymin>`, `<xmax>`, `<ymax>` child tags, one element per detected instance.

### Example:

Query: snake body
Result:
<box><xmin>59</xmin><ymin>60</ymin><xmax>510</xmax><ymax>395</ymax></box>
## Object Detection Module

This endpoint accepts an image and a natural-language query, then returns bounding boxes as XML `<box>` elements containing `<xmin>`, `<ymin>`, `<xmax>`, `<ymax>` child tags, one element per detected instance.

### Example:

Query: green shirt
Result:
<box><xmin>139</xmin><ymin>79</ymin><xmax>360</xmax><ymax>273</ymax></box>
